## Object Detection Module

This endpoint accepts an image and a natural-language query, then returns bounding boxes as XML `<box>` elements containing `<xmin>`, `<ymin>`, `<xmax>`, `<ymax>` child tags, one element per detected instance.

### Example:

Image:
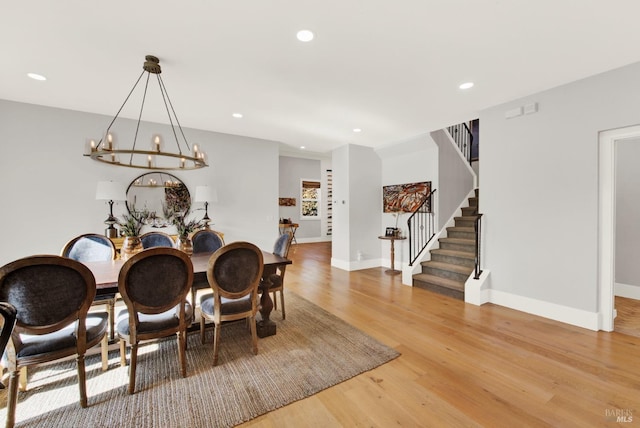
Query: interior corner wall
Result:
<box><xmin>379</xmin><ymin>136</ymin><xmax>438</xmax><ymax>269</ymax></box>
<box><xmin>278</xmin><ymin>156</ymin><xmax>323</xmax><ymax>241</ymax></box>
<box><xmin>0</xmin><ymin>100</ymin><xmax>280</xmax><ymax>266</ymax></box>
<box><xmin>479</xmin><ymin>60</ymin><xmax>640</xmax><ymax>322</ymax></box>
<box><xmin>430</xmin><ymin>129</ymin><xmax>475</xmax><ymax>230</ymax></box>
<box><xmin>331</xmin><ymin>144</ymin><xmax>381</xmax><ymax>270</ymax></box>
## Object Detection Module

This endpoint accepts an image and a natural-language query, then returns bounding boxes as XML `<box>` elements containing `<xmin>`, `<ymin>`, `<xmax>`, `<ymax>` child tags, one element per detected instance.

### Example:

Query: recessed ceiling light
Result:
<box><xmin>459</xmin><ymin>82</ymin><xmax>474</xmax><ymax>90</ymax></box>
<box><xmin>300</xmin><ymin>146</ymin><xmax>306</xmax><ymax>150</ymax></box>
<box><xmin>27</xmin><ymin>72</ymin><xmax>46</xmax><ymax>81</ymax></box>
<box><xmin>296</xmin><ymin>30</ymin><xmax>314</xmax><ymax>42</ymax></box>
<box><xmin>232</xmin><ymin>113</ymin><xmax>243</xmax><ymax>118</ymax></box>
<box><xmin>353</xmin><ymin>128</ymin><xmax>362</xmax><ymax>133</ymax></box>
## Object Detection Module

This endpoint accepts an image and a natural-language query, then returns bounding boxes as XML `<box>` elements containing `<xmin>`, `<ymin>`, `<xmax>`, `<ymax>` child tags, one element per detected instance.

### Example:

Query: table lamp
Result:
<box><xmin>195</xmin><ymin>186</ymin><xmax>218</xmax><ymax>229</ymax></box>
<box><xmin>96</xmin><ymin>181</ymin><xmax>127</xmax><ymax>238</ymax></box>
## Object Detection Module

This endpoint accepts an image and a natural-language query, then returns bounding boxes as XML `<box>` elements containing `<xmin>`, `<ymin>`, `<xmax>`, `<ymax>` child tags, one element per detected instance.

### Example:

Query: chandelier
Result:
<box><xmin>84</xmin><ymin>55</ymin><xmax>208</xmax><ymax>170</ymax></box>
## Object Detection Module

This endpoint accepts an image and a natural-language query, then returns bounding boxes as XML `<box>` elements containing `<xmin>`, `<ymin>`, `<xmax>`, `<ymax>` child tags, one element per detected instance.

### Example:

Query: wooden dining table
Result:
<box><xmin>82</xmin><ymin>250</ymin><xmax>292</xmax><ymax>337</ymax></box>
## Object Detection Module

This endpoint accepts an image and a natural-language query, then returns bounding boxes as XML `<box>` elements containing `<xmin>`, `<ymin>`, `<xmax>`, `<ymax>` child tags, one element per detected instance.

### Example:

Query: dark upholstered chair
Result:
<box><xmin>199</xmin><ymin>242</ymin><xmax>263</xmax><ymax>366</ymax></box>
<box><xmin>265</xmin><ymin>231</ymin><xmax>293</xmax><ymax>320</ymax></box>
<box><xmin>140</xmin><ymin>231</ymin><xmax>174</xmax><ymax>249</ymax></box>
<box><xmin>192</xmin><ymin>229</ymin><xmax>225</xmax><ymax>254</ymax></box>
<box><xmin>116</xmin><ymin>247</ymin><xmax>193</xmax><ymax>394</ymax></box>
<box><xmin>190</xmin><ymin>229</ymin><xmax>225</xmax><ymax>306</ymax></box>
<box><xmin>0</xmin><ymin>255</ymin><xmax>109</xmax><ymax>428</ymax></box>
<box><xmin>61</xmin><ymin>233</ymin><xmax>118</xmax><ymax>339</ymax></box>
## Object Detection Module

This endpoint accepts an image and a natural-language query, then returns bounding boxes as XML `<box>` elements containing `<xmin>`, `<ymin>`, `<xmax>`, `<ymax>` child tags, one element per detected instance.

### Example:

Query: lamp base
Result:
<box><xmin>105</xmin><ymin>227</ymin><xmax>118</xmax><ymax>238</ymax></box>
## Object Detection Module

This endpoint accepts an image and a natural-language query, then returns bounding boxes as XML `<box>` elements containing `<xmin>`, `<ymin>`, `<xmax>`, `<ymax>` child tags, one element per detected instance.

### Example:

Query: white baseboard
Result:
<box><xmin>295</xmin><ymin>237</ymin><xmax>332</xmax><ymax>244</ymax></box>
<box><xmin>331</xmin><ymin>257</ymin><xmax>382</xmax><ymax>271</ymax></box>
<box><xmin>485</xmin><ymin>289</ymin><xmax>600</xmax><ymax>331</ymax></box>
<box><xmin>615</xmin><ymin>283</ymin><xmax>640</xmax><ymax>300</ymax></box>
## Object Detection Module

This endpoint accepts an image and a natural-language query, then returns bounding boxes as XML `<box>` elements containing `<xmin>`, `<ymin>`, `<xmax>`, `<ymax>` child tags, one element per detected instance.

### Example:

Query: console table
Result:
<box><xmin>378</xmin><ymin>235</ymin><xmax>406</xmax><ymax>275</ymax></box>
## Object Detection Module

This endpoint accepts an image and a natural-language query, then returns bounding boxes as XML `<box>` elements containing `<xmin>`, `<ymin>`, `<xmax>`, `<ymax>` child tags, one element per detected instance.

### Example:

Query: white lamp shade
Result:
<box><xmin>195</xmin><ymin>186</ymin><xmax>218</xmax><ymax>203</ymax></box>
<box><xmin>96</xmin><ymin>181</ymin><xmax>127</xmax><ymax>201</ymax></box>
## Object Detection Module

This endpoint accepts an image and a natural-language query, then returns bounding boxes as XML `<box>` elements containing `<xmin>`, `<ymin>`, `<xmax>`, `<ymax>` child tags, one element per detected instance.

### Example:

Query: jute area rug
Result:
<box><xmin>1</xmin><ymin>292</ymin><xmax>399</xmax><ymax>427</ymax></box>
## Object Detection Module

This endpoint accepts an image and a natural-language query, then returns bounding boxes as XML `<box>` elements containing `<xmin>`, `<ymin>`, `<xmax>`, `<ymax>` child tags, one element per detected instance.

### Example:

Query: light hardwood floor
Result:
<box><xmin>242</xmin><ymin>242</ymin><xmax>640</xmax><ymax>427</ymax></box>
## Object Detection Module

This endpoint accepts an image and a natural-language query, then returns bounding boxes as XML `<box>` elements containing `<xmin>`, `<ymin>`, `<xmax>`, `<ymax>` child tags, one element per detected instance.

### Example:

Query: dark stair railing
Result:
<box><xmin>473</xmin><ymin>213</ymin><xmax>483</xmax><ymax>279</ymax></box>
<box><xmin>407</xmin><ymin>189</ymin><xmax>437</xmax><ymax>266</ymax></box>
<box><xmin>447</xmin><ymin>122</ymin><xmax>474</xmax><ymax>165</ymax></box>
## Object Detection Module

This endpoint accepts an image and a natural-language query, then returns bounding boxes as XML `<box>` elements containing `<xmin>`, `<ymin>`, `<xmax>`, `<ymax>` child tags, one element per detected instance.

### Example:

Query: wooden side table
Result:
<box><xmin>378</xmin><ymin>235</ymin><xmax>406</xmax><ymax>275</ymax></box>
<box><xmin>279</xmin><ymin>223</ymin><xmax>299</xmax><ymax>244</ymax></box>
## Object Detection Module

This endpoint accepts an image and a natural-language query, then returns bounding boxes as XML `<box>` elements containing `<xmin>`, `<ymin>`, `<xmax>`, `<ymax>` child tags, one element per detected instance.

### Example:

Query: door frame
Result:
<box><xmin>598</xmin><ymin>125</ymin><xmax>640</xmax><ymax>331</ymax></box>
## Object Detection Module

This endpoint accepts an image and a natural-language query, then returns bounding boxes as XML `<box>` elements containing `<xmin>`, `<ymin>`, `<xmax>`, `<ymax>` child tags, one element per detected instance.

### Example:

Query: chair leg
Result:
<box><xmin>128</xmin><ymin>343</ymin><xmax>138</xmax><ymax>395</ymax></box>
<box><xmin>101</xmin><ymin>334</ymin><xmax>109</xmax><ymax>372</ymax></box>
<box><xmin>249</xmin><ymin>315</ymin><xmax>258</xmax><ymax>355</ymax></box>
<box><xmin>119</xmin><ymin>339</ymin><xmax>127</xmax><ymax>367</ymax></box>
<box><xmin>177</xmin><ymin>330</ymin><xmax>187</xmax><ymax>377</ymax></box>
<box><xmin>107</xmin><ymin>299</ymin><xmax>115</xmax><ymax>341</ymax></box>
<box><xmin>18</xmin><ymin>367</ymin><xmax>27</xmax><ymax>391</ymax></box>
<box><xmin>6</xmin><ymin>370</ymin><xmax>20</xmax><ymax>428</ymax></box>
<box><xmin>272</xmin><ymin>291</ymin><xmax>277</xmax><ymax>310</ymax></box>
<box><xmin>191</xmin><ymin>289</ymin><xmax>197</xmax><ymax>310</ymax></box>
<box><xmin>200</xmin><ymin>317</ymin><xmax>206</xmax><ymax>344</ymax></box>
<box><xmin>280</xmin><ymin>290</ymin><xmax>286</xmax><ymax>320</ymax></box>
<box><xmin>212</xmin><ymin>323</ymin><xmax>221</xmax><ymax>366</ymax></box>
<box><xmin>77</xmin><ymin>353</ymin><xmax>88</xmax><ymax>408</ymax></box>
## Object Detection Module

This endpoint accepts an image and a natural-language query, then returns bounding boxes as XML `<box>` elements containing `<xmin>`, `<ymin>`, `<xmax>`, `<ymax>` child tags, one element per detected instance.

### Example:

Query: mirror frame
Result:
<box><xmin>125</xmin><ymin>172</ymin><xmax>191</xmax><ymax>226</ymax></box>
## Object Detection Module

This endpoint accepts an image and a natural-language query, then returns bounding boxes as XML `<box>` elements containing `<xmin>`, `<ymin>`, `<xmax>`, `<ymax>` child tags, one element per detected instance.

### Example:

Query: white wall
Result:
<box><xmin>331</xmin><ymin>144</ymin><xmax>382</xmax><ymax>270</ymax></box>
<box><xmin>0</xmin><ymin>100</ymin><xmax>280</xmax><ymax>266</ymax></box>
<box><xmin>377</xmin><ymin>136</ymin><xmax>438</xmax><ymax>270</ymax></box>
<box><xmin>431</xmin><ymin>129</ymin><xmax>476</xmax><ymax>230</ymax></box>
<box><xmin>615</xmin><ymin>137</ymin><xmax>640</xmax><ymax>296</ymax></box>
<box><xmin>278</xmin><ymin>156</ymin><xmax>325</xmax><ymax>241</ymax></box>
<box><xmin>479</xmin><ymin>61</ymin><xmax>640</xmax><ymax>328</ymax></box>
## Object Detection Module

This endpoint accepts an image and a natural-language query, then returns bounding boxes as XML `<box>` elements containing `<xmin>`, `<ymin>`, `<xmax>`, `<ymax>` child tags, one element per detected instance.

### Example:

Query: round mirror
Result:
<box><xmin>126</xmin><ymin>172</ymin><xmax>190</xmax><ymax>227</ymax></box>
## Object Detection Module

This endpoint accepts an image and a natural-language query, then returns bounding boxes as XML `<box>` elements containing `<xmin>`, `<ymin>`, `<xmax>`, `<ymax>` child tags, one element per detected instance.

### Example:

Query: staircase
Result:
<box><xmin>412</xmin><ymin>189</ymin><xmax>478</xmax><ymax>300</ymax></box>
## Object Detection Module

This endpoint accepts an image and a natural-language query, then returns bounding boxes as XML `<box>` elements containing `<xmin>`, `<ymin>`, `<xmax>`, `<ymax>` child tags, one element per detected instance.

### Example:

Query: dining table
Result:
<box><xmin>82</xmin><ymin>249</ymin><xmax>292</xmax><ymax>338</ymax></box>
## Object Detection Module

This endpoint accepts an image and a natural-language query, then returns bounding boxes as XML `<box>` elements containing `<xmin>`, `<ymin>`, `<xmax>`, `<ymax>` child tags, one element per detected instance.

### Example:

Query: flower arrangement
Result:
<box><xmin>171</xmin><ymin>209</ymin><xmax>202</xmax><ymax>237</ymax></box>
<box><xmin>119</xmin><ymin>213</ymin><xmax>144</xmax><ymax>237</ymax></box>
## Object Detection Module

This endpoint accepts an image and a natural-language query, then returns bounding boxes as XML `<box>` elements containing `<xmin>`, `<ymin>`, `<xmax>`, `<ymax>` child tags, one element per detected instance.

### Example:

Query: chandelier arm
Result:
<box><xmin>98</xmin><ymin>70</ymin><xmax>146</xmax><ymax>150</ymax></box>
<box><xmin>128</xmin><ymin>72</ymin><xmax>152</xmax><ymax>165</ymax></box>
<box><xmin>158</xmin><ymin>74</ymin><xmax>192</xmax><ymax>153</ymax></box>
<box><xmin>156</xmin><ymin>74</ymin><xmax>183</xmax><ymax>155</ymax></box>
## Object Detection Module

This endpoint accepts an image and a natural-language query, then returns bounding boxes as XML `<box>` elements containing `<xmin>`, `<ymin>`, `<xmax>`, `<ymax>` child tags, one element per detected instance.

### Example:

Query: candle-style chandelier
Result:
<box><xmin>84</xmin><ymin>55</ymin><xmax>208</xmax><ymax>170</ymax></box>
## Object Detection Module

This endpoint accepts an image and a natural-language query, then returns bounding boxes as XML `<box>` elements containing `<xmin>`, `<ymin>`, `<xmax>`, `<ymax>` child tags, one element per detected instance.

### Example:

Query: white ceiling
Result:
<box><xmin>3</xmin><ymin>1</ymin><xmax>640</xmax><ymax>155</ymax></box>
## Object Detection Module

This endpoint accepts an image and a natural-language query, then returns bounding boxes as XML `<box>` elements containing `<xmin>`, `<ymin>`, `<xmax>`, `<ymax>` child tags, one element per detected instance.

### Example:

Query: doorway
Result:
<box><xmin>598</xmin><ymin>125</ymin><xmax>640</xmax><ymax>332</ymax></box>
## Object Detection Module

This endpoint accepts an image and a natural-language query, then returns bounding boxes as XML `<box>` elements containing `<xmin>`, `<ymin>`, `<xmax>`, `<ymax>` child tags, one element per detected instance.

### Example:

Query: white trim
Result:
<box><xmin>488</xmin><ymin>288</ymin><xmax>600</xmax><ymax>331</ymax></box>
<box><xmin>615</xmin><ymin>283</ymin><xmax>640</xmax><ymax>300</ymax></box>
<box><xmin>331</xmin><ymin>257</ymin><xmax>382</xmax><ymax>271</ymax></box>
<box><xmin>598</xmin><ymin>124</ymin><xmax>640</xmax><ymax>332</ymax></box>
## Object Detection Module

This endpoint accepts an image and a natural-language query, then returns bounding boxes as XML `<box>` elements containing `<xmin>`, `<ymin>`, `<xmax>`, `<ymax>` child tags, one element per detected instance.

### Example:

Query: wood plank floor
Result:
<box><xmin>241</xmin><ymin>242</ymin><xmax>640</xmax><ymax>428</ymax></box>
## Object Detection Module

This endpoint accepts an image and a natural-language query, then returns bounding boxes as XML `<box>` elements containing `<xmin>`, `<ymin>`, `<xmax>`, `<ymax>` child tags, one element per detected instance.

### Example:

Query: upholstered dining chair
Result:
<box><xmin>61</xmin><ymin>233</ymin><xmax>118</xmax><ymax>339</ymax></box>
<box><xmin>140</xmin><ymin>231</ymin><xmax>174</xmax><ymax>249</ymax></box>
<box><xmin>264</xmin><ymin>231</ymin><xmax>293</xmax><ymax>320</ymax></box>
<box><xmin>199</xmin><ymin>241</ymin><xmax>263</xmax><ymax>366</ymax></box>
<box><xmin>0</xmin><ymin>255</ymin><xmax>109</xmax><ymax>428</ymax></box>
<box><xmin>190</xmin><ymin>229</ymin><xmax>225</xmax><ymax>306</ymax></box>
<box><xmin>116</xmin><ymin>247</ymin><xmax>193</xmax><ymax>394</ymax></box>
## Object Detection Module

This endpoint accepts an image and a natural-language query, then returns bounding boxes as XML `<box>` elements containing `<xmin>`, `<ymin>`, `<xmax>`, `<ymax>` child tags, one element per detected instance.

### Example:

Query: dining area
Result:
<box><xmin>0</xmin><ymin>172</ymin><xmax>294</xmax><ymax>428</ymax></box>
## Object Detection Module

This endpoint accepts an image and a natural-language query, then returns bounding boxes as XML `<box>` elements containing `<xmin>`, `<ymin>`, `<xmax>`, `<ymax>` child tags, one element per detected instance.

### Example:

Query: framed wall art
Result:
<box><xmin>382</xmin><ymin>181</ymin><xmax>431</xmax><ymax>213</ymax></box>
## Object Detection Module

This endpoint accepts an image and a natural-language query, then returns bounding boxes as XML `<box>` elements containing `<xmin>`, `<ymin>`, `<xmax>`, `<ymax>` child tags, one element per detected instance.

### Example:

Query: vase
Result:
<box><xmin>121</xmin><ymin>236</ymin><xmax>143</xmax><ymax>261</ymax></box>
<box><xmin>176</xmin><ymin>235</ymin><xmax>193</xmax><ymax>257</ymax></box>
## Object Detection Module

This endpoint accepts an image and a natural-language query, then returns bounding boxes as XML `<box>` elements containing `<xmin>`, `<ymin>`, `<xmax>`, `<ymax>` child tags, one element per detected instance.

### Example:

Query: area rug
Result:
<box><xmin>0</xmin><ymin>292</ymin><xmax>399</xmax><ymax>427</ymax></box>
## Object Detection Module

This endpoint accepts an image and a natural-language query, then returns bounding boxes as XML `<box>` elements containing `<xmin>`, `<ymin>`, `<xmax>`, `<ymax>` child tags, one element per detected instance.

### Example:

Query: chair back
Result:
<box><xmin>273</xmin><ymin>232</ymin><xmax>293</xmax><ymax>258</ymax></box>
<box><xmin>140</xmin><ymin>231</ymin><xmax>174</xmax><ymax>249</ymax></box>
<box><xmin>207</xmin><ymin>241</ymin><xmax>263</xmax><ymax>300</ymax></box>
<box><xmin>0</xmin><ymin>255</ymin><xmax>96</xmax><ymax>338</ymax></box>
<box><xmin>0</xmin><ymin>302</ymin><xmax>17</xmax><ymax>357</ymax></box>
<box><xmin>118</xmin><ymin>247</ymin><xmax>193</xmax><ymax>315</ymax></box>
<box><xmin>192</xmin><ymin>229</ymin><xmax>225</xmax><ymax>254</ymax></box>
<box><xmin>61</xmin><ymin>233</ymin><xmax>116</xmax><ymax>262</ymax></box>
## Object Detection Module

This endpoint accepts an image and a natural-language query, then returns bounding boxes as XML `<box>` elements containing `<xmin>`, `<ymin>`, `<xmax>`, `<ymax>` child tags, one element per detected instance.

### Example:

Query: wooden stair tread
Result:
<box><xmin>413</xmin><ymin>273</ymin><xmax>464</xmax><ymax>291</ymax></box>
<box><xmin>430</xmin><ymin>248</ymin><xmax>475</xmax><ymax>259</ymax></box>
<box><xmin>439</xmin><ymin>237</ymin><xmax>475</xmax><ymax>245</ymax></box>
<box><xmin>421</xmin><ymin>260</ymin><xmax>472</xmax><ymax>275</ymax></box>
